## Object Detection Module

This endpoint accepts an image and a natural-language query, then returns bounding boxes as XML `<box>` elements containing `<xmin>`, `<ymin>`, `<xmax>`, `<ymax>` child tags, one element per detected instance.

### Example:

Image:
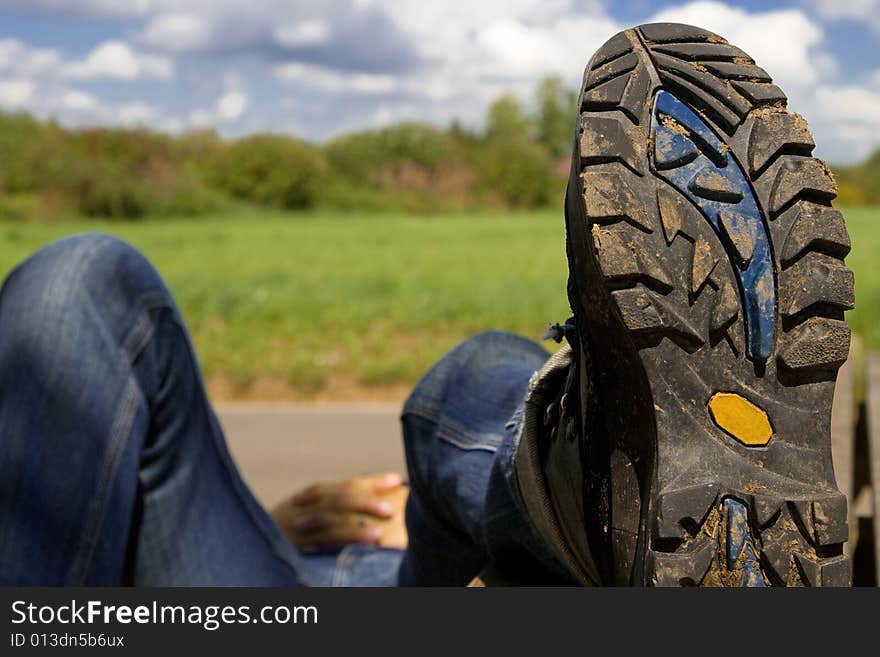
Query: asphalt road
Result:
<box><xmin>217</xmin><ymin>404</ymin><xmax>407</xmax><ymax>510</ymax></box>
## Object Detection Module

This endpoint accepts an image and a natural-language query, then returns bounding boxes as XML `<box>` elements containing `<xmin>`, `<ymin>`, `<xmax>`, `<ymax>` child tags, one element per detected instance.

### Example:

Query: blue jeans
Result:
<box><xmin>0</xmin><ymin>234</ymin><xmax>400</xmax><ymax>586</ymax></box>
<box><xmin>399</xmin><ymin>331</ymin><xmax>575</xmax><ymax>585</ymax></box>
<box><xmin>0</xmin><ymin>234</ymin><xmax>567</xmax><ymax>586</ymax></box>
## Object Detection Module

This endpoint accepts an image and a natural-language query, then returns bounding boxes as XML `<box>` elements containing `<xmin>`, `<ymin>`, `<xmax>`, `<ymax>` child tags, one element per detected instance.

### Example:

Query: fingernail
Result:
<box><xmin>379</xmin><ymin>473</ymin><xmax>402</xmax><ymax>489</ymax></box>
<box><xmin>375</xmin><ymin>501</ymin><xmax>394</xmax><ymax>517</ymax></box>
<box><xmin>363</xmin><ymin>526</ymin><xmax>382</xmax><ymax>542</ymax></box>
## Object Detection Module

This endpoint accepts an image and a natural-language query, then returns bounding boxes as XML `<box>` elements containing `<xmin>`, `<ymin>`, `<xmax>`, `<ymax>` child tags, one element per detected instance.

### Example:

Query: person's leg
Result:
<box><xmin>0</xmin><ymin>233</ymin><xmax>307</xmax><ymax>585</ymax></box>
<box><xmin>398</xmin><ymin>331</ymin><xmax>570</xmax><ymax>585</ymax></box>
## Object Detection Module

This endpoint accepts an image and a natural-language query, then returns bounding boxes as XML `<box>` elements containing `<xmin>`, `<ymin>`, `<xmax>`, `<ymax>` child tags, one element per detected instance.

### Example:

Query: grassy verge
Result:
<box><xmin>0</xmin><ymin>210</ymin><xmax>571</xmax><ymax>399</ymax></box>
<box><xmin>841</xmin><ymin>207</ymin><xmax>878</xmax><ymax>352</ymax></box>
<box><xmin>0</xmin><ymin>206</ymin><xmax>875</xmax><ymax>400</ymax></box>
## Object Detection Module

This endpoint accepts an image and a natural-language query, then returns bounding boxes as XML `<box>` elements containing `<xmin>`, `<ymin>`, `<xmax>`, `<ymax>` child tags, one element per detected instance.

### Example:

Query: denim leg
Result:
<box><xmin>397</xmin><ymin>331</ymin><xmax>555</xmax><ymax>585</ymax></box>
<box><xmin>0</xmin><ymin>233</ymin><xmax>311</xmax><ymax>585</ymax></box>
<box><xmin>482</xmin><ymin>420</ymin><xmax>580</xmax><ymax>585</ymax></box>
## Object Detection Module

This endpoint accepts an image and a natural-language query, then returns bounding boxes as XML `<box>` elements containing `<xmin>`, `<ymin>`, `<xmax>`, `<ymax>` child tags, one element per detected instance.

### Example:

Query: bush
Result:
<box><xmin>0</xmin><ymin>193</ymin><xmax>39</xmax><ymax>221</ymax></box>
<box><xmin>209</xmin><ymin>134</ymin><xmax>326</xmax><ymax>209</ymax></box>
<box><xmin>835</xmin><ymin>149</ymin><xmax>880</xmax><ymax>206</ymax></box>
<box><xmin>321</xmin><ymin>123</ymin><xmax>488</xmax><ymax>211</ymax></box>
<box><xmin>67</xmin><ymin>158</ymin><xmax>158</xmax><ymax>218</ymax></box>
<box><xmin>0</xmin><ymin>113</ymin><xmax>59</xmax><ymax>195</ymax></box>
<box><xmin>1</xmin><ymin>75</ymin><xmax>875</xmax><ymax>223</ymax></box>
<box><xmin>61</xmin><ymin>161</ymin><xmax>224</xmax><ymax>219</ymax></box>
<box><xmin>0</xmin><ymin>123</ymin><xmax>229</xmax><ymax>220</ymax></box>
<box><xmin>478</xmin><ymin>138</ymin><xmax>555</xmax><ymax>208</ymax></box>
<box><xmin>324</xmin><ymin>123</ymin><xmax>459</xmax><ymax>184</ymax></box>
<box><xmin>157</xmin><ymin>169</ymin><xmax>226</xmax><ymax>216</ymax></box>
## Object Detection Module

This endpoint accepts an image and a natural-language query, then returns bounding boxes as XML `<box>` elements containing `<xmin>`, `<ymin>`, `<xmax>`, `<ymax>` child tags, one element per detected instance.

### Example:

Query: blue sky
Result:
<box><xmin>0</xmin><ymin>0</ymin><xmax>877</xmax><ymax>163</ymax></box>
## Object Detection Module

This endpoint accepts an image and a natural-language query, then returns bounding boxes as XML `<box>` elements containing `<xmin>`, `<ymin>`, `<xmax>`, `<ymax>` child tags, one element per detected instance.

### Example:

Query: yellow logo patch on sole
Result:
<box><xmin>708</xmin><ymin>392</ymin><xmax>773</xmax><ymax>446</ymax></box>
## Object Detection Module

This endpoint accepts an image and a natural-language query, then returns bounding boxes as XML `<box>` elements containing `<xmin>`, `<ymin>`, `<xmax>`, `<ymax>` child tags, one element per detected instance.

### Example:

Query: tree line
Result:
<box><xmin>0</xmin><ymin>77</ymin><xmax>872</xmax><ymax>220</ymax></box>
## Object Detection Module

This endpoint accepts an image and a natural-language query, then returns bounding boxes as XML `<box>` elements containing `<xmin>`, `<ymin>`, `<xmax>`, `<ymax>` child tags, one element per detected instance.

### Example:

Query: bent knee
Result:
<box><xmin>450</xmin><ymin>330</ymin><xmax>540</xmax><ymax>360</ymax></box>
<box><xmin>405</xmin><ymin>331</ymin><xmax>548</xmax><ymax>407</ymax></box>
<box><xmin>3</xmin><ymin>233</ymin><xmax>162</xmax><ymax>304</ymax></box>
<box><xmin>0</xmin><ymin>233</ymin><xmax>168</xmax><ymax>342</ymax></box>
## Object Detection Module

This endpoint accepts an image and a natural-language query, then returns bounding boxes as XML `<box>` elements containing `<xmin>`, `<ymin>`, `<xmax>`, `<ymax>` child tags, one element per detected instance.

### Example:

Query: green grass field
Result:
<box><xmin>0</xmin><ymin>207</ymin><xmax>875</xmax><ymax>399</ymax></box>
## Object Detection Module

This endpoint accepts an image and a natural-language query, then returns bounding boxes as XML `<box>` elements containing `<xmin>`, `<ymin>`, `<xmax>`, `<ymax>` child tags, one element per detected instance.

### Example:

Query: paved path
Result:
<box><xmin>217</xmin><ymin>404</ymin><xmax>406</xmax><ymax>510</ymax></box>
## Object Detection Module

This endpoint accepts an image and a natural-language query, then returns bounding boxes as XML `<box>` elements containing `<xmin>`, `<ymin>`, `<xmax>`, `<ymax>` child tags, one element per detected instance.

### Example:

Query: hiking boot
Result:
<box><xmin>560</xmin><ymin>22</ymin><xmax>853</xmax><ymax>586</ymax></box>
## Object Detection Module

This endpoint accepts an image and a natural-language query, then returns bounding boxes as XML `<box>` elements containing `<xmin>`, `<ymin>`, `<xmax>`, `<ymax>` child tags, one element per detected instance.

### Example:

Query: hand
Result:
<box><xmin>271</xmin><ymin>473</ymin><xmax>409</xmax><ymax>552</ymax></box>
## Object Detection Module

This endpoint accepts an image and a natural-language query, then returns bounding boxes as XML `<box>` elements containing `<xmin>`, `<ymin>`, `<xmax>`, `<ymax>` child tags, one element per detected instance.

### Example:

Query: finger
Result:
<box><xmin>291</xmin><ymin>476</ymin><xmax>376</xmax><ymax>506</ymax></box>
<box><xmin>323</xmin><ymin>490</ymin><xmax>395</xmax><ymax>518</ymax></box>
<box><xmin>296</xmin><ymin>473</ymin><xmax>402</xmax><ymax>502</ymax></box>
<box><xmin>292</xmin><ymin>483</ymin><xmax>325</xmax><ymax>505</ymax></box>
<box><xmin>291</xmin><ymin>508</ymin><xmax>391</xmax><ymax>533</ymax></box>
<box><xmin>370</xmin><ymin>472</ymin><xmax>404</xmax><ymax>492</ymax></box>
<box><xmin>292</xmin><ymin>512</ymin><xmax>333</xmax><ymax>533</ymax></box>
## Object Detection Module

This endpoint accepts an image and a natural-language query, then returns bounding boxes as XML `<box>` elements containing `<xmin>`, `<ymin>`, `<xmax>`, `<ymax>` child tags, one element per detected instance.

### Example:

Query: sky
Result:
<box><xmin>0</xmin><ymin>0</ymin><xmax>877</xmax><ymax>163</ymax></box>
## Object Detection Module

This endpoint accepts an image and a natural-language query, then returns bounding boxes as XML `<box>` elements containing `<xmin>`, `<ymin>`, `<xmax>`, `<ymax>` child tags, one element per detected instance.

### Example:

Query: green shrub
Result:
<box><xmin>209</xmin><ymin>134</ymin><xmax>326</xmax><ymax>209</ymax></box>
<box><xmin>176</xmin><ymin>129</ymin><xmax>225</xmax><ymax>162</ymax></box>
<box><xmin>835</xmin><ymin>149</ymin><xmax>880</xmax><ymax>206</ymax></box>
<box><xmin>156</xmin><ymin>168</ymin><xmax>227</xmax><ymax>216</ymax></box>
<box><xmin>1</xmin><ymin>77</ymin><xmax>876</xmax><ymax>222</ymax></box>
<box><xmin>478</xmin><ymin>138</ymin><xmax>555</xmax><ymax>208</ymax></box>
<box><xmin>324</xmin><ymin>123</ymin><xmax>460</xmax><ymax>182</ymax></box>
<box><xmin>321</xmin><ymin>123</ymin><xmax>488</xmax><ymax>211</ymax></box>
<box><xmin>0</xmin><ymin>121</ymin><xmax>233</xmax><ymax>219</ymax></box>
<box><xmin>535</xmin><ymin>76</ymin><xmax>578</xmax><ymax>157</ymax></box>
<box><xmin>0</xmin><ymin>113</ymin><xmax>60</xmax><ymax>194</ymax></box>
<box><xmin>314</xmin><ymin>177</ymin><xmax>438</xmax><ymax>213</ymax></box>
<box><xmin>66</xmin><ymin>157</ymin><xmax>158</xmax><ymax>218</ymax></box>
<box><xmin>0</xmin><ymin>193</ymin><xmax>39</xmax><ymax>221</ymax></box>
<box><xmin>485</xmin><ymin>95</ymin><xmax>534</xmax><ymax>142</ymax></box>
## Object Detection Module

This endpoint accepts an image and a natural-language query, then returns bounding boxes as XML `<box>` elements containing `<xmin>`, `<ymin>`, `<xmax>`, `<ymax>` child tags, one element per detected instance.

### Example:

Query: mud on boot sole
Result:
<box><xmin>567</xmin><ymin>23</ymin><xmax>852</xmax><ymax>586</ymax></box>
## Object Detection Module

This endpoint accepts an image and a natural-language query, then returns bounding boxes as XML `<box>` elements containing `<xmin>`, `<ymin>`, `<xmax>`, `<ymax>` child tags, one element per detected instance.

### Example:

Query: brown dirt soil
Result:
<box><xmin>206</xmin><ymin>373</ymin><xmax>412</xmax><ymax>404</ymax></box>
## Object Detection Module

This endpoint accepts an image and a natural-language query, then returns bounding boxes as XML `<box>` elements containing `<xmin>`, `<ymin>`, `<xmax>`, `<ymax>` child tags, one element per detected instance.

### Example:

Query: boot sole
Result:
<box><xmin>568</xmin><ymin>23</ymin><xmax>853</xmax><ymax>586</ymax></box>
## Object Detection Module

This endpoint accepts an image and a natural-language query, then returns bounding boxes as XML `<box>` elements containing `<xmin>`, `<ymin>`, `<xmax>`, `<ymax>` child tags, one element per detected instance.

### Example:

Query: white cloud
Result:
<box><xmin>216</xmin><ymin>90</ymin><xmax>248</xmax><ymax>121</ymax></box>
<box><xmin>369</xmin><ymin>102</ymin><xmax>421</xmax><ymax>129</ymax></box>
<box><xmin>0</xmin><ymin>79</ymin><xmax>35</xmax><ymax>109</ymax></box>
<box><xmin>274</xmin><ymin>20</ymin><xmax>330</xmax><ymax>47</ymax></box>
<box><xmin>276</xmin><ymin>62</ymin><xmax>398</xmax><ymax>94</ymax></box>
<box><xmin>156</xmin><ymin>115</ymin><xmax>184</xmax><ymax>133</ymax></box>
<box><xmin>61</xmin><ymin>90</ymin><xmax>99</xmax><ymax>111</ymax></box>
<box><xmin>815</xmin><ymin>85</ymin><xmax>880</xmax><ymax>124</ymax></box>
<box><xmin>139</xmin><ymin>14</ymin><xmax>212</xmax><ymax>52</ymax></box>
<box><xmin>0</xmin><ymin>39</ymin><xmax>62</xmax><ymax>77</ymax></box>
<box><xmin>374</xmin><ymin>0</ymin><xmax>613</xmax><ymax>86</ymax></box>
<box><xmin>3</xmin><ymin>0</ymin><xmax>155</xmax><ymax>18</ymax></box>
<box><xmin>188</xmin><ymin>108</ymin><xmax>214</xmax><ymax>127</ymax></box>
<box><xmin>810</xmin><ymin>0</ymin><xmax>880</xmax><ymax>34</ymax></box>
<box><xmin>265</xmin><ymin>0</ymin><xmax>876</xmax><ymax>162</ymax></box>
<box><xmin>65</xmin><ymin>40</ymin><xmax>173</xmax><ymax>80</ymax></box>
<box><xmin>181</xmin><ymin>87</ymin><xmax>250</xmax><ymax>128</ymax></box>
<box><xmin>117</xmin><ymin>102</ymin><xmax>159</xmax><ymax>125</ymax></box>
<box><xmin>810</xmin><ymin>84</ymin><xmax>880</xmax><ymax>160</ymax></box>
<box><xmin>0</xmin><ymin>0</ymin><xmax>878</xmax><ymax>163</ymax></box>
<box><xmin>475</xmin><ymin>17</ymin><xmax>620</xmax><ymax>79</ymax></box>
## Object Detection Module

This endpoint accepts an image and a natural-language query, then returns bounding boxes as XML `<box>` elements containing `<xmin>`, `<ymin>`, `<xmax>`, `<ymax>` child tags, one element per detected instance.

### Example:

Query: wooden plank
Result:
<box><xmin>865</xmin><ymin>353</ymin><xmax>880</xmax><ymax>575</ymax></box>
<box><xmin>831</xmin><ymin>354</ymin><xmax>856</xmax><ymax>555</ymax></box>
